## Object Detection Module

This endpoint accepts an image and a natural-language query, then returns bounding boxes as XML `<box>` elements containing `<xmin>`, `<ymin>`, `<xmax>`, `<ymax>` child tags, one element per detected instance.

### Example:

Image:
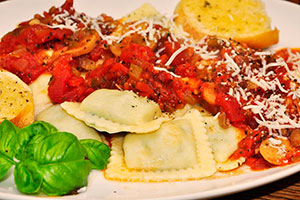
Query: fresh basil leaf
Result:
<box><xmin>80</xmin><ymin>139</ymin><xmax>110</xmax><ymax>170</ymax></box>
<box><xmin>39</xmin><ymin>160</ymin><xmax>91</xmax><ymax>196</ymax></box>
<box><xmin>0</xmin><ymin>157</ymin><xmax>13</xmax><ymax>180</ymax></box>
<box><xmin>14</xmin><ymin>159</ymin><xmax>42</xmax><ymax>194</ymax></box>
<box><xmin>0</xmin><ymin>120</ymin><xmax>19</xmax><ymax>179</ymax></box>
<box><xmin>27</xmin><ymin>132</ymin><xmax>86</xmax><ymax>164</ymax></box>
<box><xmin>16</xmin><ymin>121</ymin><xmax>57</xmax><ymax>160</ymax></box>
<box><xmin>0</xmin><ymin>120</ymin><xmax>103</xmax><ymax>196</ymax></box>
<box><xmin>21</xmin><ymin>134</ymin><xmax>48</xmax><ymax>161</ymax></box>
<box><xmin>0</xmin><ymin>120</ymin><xmax>19</xmax><ymax>159</ymax></box>
<box><xmin>16</xmin><ymin>131</ymin><xmax>91</xmax><ymax>196</ymax></box>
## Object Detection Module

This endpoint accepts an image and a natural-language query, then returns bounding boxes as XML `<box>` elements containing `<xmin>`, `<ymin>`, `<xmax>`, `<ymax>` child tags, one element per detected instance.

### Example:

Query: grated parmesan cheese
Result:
<box><xmin>43</xmin><ymin>2</ymin><xmax>300</xmax><ymax>135</ymax></box>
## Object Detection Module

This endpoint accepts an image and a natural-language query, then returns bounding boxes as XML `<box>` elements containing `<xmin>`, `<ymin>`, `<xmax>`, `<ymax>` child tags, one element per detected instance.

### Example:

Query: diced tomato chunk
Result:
<box><xmin>48</xmin><ymin>54</ymin><xmax>93</xmax><ymax>103</ymax></box>
<box><xmin>162</xmin><ymin>41</ymin><xmax>194</xmax><ymax>66</ymax></box>
<box><xmin>89</xmin><ymin>42</ymin><xmax>106</xmax><ymax>61</ymax></box>
<box><xmin>0</xmin><ymin>53</ymin><xmax>46</xmax><ymax>84</ymax></box>
<box><xmin>61</xmin><ymin>0</ymin><xmax>74</xmax><ymax>13</ymax></box>
<box><xmin>48</xmin><ymin>55</ymin><xmax>73</xmax><ymax>103</ymax></box>
<box><xmin>215</xmin><ymin>93</ymin><xmax>245</xmax><ymax>123</ymax></box>
<box><xmin>156</xmin><ymin>71</ymin><xmax>174</xmax><ymax>84</ymax></box>
<box><xmin>163</xmin><ymin>41</ymin><xmax>181</xmax><ymax>57</ymax></box>
<box><xmin>175</xmin><ymin>63</ymin><xmax>197</xmax><ymax>77</ymax></box>
<box><xmin>120</xmin><ymin>43</ymin><xmax>155</xmax><ymax>64</ymax></box>
<box><xmin>135</xmin><ymin>81</ymin><xmax>155</xmax><ymax>98</ymax></box>
<box><xmin>110</xmin><ymin>63</ymin><xmax>129</xmax><ymax>77</ymax></box>
<box><xmin>246</xmin><ymin>156</ymin><xmax>273</xmax><ymax>170</ymax></box>
<box><xmin>0</xmin><ymin>25</ymin><xmax>72</xmax><ymax>55</ymax></box>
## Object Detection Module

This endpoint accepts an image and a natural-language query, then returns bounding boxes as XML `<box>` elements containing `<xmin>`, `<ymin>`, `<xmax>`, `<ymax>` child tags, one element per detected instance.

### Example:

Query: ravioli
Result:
<box><xmin>124</xmin><ymin>116</ymin><xmax>197</xmax><ymax>170</ymax></box>
<box><xmin>104</xmin><ymin>109</ymin><xmax>216</xmax><ymax>182</ymax></box>
<box><xmin>122</xmin><ymin>3</ymin><xmax>160</xmax><ymax>22</ymax></box>
<box><xmin>61</xmin><ymin>89</ymin><xmax>170</xmax><ymax>133</ymax></box>
<box><xmin>216</xmin><ymin>157</ymin><xmax>246</xmax><ymax>172</ymax></box>
<box><xmin>201</xmin><ymin>114</ymin><xmax>245</xmax><ymax>170</ymax></box>
<box><xmin>29</xmin><ymin>73</ymin><xmax>53</xmax><ymax>116</ymax></box>
<box><xmin>37</xmin><ymin>105</ymin><xmax>102</xmax><ymax>141</ymax></box>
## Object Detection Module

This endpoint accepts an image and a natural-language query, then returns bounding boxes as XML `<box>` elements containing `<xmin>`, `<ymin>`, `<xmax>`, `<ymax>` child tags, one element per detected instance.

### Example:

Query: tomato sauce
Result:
<box><xmin>0</xmin><ymin>0</ymin><xmax>299</xmax><ymax>170</ymax></box>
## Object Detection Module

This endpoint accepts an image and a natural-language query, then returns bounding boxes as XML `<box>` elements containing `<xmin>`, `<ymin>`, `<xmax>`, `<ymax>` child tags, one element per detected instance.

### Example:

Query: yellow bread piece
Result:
<box><xmin>174</xmin><ymin>0</ymin><xmax>279</xmax><ymax>49</ymax></box>
<box><xmin>0</xmin><ymin>70</ymin><xmax>34</xmax><ymax>128</ymax></box>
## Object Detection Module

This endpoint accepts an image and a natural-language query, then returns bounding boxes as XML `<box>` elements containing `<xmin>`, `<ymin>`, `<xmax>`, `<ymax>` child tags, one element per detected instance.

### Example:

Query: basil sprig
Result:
<box><xmin>0</xmin><ymin>120</ymin><xmax>110</xmax><ymax>196</ymax></box>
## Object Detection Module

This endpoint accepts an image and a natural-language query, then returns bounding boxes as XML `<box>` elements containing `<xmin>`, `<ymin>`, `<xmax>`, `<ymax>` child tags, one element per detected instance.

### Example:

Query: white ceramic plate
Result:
<box><xmin>0</xmin><ymin>0</ymin><xmax>299</xmax><ymax>199</ymax></box>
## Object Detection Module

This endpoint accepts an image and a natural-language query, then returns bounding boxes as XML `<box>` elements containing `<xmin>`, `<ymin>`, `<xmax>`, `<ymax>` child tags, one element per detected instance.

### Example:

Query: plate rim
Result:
<box><xmin>0</xmin><ymin>0</ymin><xmax>299</xmax><ymax>199</ymax></box>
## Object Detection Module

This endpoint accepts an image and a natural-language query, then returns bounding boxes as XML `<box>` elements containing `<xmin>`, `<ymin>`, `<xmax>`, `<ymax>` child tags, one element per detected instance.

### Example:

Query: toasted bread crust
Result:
<box><xmin>235</xmin><ymin>28</ymin><xmax>279</xmax><ymax>49</ymax></box>
<box><xmin>174</xmin><ymin>0</ymin><xmax>279</xmax><ymax>49</ymax></box>
<box><xmin>10</xmin><ymin>102</ymin><xmax>34</xmax><ymax>128</ymax></box>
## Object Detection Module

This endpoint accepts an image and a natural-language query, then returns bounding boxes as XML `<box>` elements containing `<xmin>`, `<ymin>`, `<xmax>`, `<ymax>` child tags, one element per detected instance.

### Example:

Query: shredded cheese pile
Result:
<box><xmin>46</xmin><ymin>5</ymin><xmax>300</xmax><ymax>135</ymax></box>
<box><xmin>221</xmin><ymin>47</ymin><xmax>300</xmax><ymax>134</ymax></box>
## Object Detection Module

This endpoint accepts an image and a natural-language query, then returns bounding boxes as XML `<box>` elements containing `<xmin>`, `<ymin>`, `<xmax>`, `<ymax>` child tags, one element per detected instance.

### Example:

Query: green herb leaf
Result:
<box><xmin>16</xmin><ymin>121</ymin><xmax>57</xmax><ymax>161</ymax></box>
<box><xmin>14</xmin><ymin>159</ymin><xmax>42</xmax><ymax>194</ymax></box>
<box><xmin>27</xmin><ymin>132</ymin><xmax>86</xmax><ymax>164</ymax></box>
<box><xmin>39</xmin><ymin>160</ymin><xmax>91</xmax><ymax>196</ymax></box>
<box><xmin>0</xmin><ymin>157</ymin><xmax>13</xmax><ymax>180</ymax></box>
<box><xmin>24</xmin><ymin>132</ymin><xmax>91</xmax><ymax>195</ymax></box>
<box><xmin>0</xmin><ymin>120</ymin><xmax>19</xmax><ymax>158</ymax></box>
<box><xmin>0</xmin><ymin>120</ymin><xmax>19</xmax><ymax>178</ymax></box>
<box><xmin>0</xmin><ymin>120</ymin><xmax>110</xmax><ymax>196</ymax></box>
<box><xmin>80</xmin><ymin>139</ymin><xmax>110</xmax><ymax>169</ymax></box>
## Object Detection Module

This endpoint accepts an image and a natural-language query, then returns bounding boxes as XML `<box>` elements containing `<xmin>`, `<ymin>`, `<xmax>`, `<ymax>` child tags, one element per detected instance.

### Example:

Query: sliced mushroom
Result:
<box><xmin>259</xmin><ymin>137</ymin><xmax>292</xmax><ymax>165</ymax></box>
<box><xmin>290</xmin><ymin>129</ymin><xmax>300</xmax><ymax>147</ymax></box>
<box><xmin>63</xmin><ymin>29</ymin><xmax>101</xmax><ymax>57</ymax></box>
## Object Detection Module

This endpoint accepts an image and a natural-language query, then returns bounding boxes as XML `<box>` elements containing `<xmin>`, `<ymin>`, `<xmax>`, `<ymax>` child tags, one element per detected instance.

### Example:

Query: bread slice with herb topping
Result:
<box><xmin>0</xmin><ymin>70</ymin><xmax>34</xmax><ymax>128</ymax></box>
<box><xmin>174</xmin><ymin>0</ymin><xmax>279</xmax><ymax>49</ymax></box>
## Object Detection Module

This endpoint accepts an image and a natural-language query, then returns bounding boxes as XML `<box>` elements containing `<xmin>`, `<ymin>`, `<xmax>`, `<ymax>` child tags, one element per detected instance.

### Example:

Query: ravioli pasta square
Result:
<box><xmin>123</xmin><ymin>115</ymin><xmax>197</xmax><ymax>170</ymax></box>
<box><xmin>216</xmin><ymin>157</ymin><xmax>246</xmax><ymax>172</ymax></box>
<box><xmin>104</xmin><ymin>109</ymin><xmax>216</xmax><ymax>182</ymax></box>
<box><xmin>201</xmin><ymin>115</ymin><xmax>245</xmax><ymax>163</ymax></box>
<box><xmin>81</xmin><ymin>89</ymin><xmax>162</xmax><ymax>125</ymax></box>
<box><xmin>61</xmin><ymin>89</ymin><xmax>170</xmax><ymax>134</ymax></box>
